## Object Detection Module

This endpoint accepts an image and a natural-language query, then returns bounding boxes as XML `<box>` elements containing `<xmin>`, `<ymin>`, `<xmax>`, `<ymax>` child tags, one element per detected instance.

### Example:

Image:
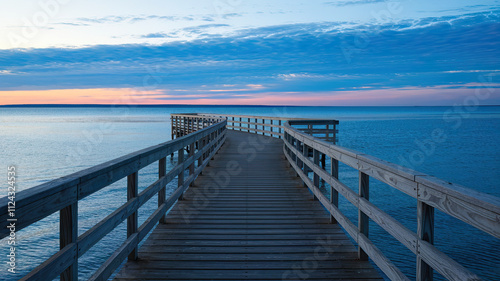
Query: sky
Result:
<box><xmin>0</xmin><ymin>0</ymin><xmax>499</xmax><ymax>105</ymax></box>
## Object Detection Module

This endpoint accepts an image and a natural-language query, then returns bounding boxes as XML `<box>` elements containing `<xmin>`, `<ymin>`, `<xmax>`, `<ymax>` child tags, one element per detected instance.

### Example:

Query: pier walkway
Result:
<box><xmin>114</xmin><ymin>130</ymin><xmax>382</xmax><ymax>280</ymax></box>
<box><xmin>2</xmin><ymin>113</ymin><xmax>498</xmax><ymax>281</ymax></box>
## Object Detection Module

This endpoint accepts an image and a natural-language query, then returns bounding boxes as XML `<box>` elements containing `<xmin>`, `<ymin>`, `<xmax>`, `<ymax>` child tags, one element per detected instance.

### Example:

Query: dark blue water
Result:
<box><xmin>0</xmin><ymin>106</ymin><xmax>499</xmax><ymax>280</ymax></box>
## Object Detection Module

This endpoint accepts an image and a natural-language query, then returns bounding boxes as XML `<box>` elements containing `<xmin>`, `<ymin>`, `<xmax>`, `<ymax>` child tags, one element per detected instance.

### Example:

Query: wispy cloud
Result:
<box><xmin>139</xmin><ymin>24</ymin><xmax>230</xmax><ymax>39</ymax></box>
<box><xmin>0</xmin><ymin>11</ymin><xmax>498</xmax><ymax>105</ymax></box>
<box><xmin>324</xmin><ymin>0</ymin><xmax>386</xmax><ymax>7</ymax></box>
<box><xmin>68</xmin><ymin>13</ymin><xmax>241</xmax><ymax>26</ymax></box>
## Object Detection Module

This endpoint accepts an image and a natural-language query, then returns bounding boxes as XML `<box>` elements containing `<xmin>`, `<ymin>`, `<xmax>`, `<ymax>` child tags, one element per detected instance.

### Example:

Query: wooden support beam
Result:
<box><xmin>417</xmin><ymin>201</ymin><xmax>435</xmax><ymax>281</ymax></box>
<box><xmin>330</xmin><ymin>157</ymin><xmax>339</xmax><ymax>224</ymax></box>
<box><xmin>158</xmin><ymin>158</ymin><xmax>166</xmax><ymax>224</ymax></box>
<box><xmin>60</xmin><ymin>202</ymin><xmax>77</xmax><ymax>281</ymax></box>
<box><xmin>127</xmin><ymin>172</ymin><xmax>138</xmax><ymax>261</ymax></box>
<box><xmin>358</xmin><ymin>171</ymin><xmax>369</xmax><ymax>261</ymax></box>
<box><xmin>279</xmin><ymin>120</ymin><xmax>282</xmax><ymax>139</ymax></box>
<box><xmin>178</xmin><ymin>148</ymin><xmax>185</xmax><ymax>200</ymax></box>
<box><xmin>189</xmin><ymin>143</ymin><xmax>195</xmax><ymax>181</ymax></box>
<box><xmin>313</xmin><ymin>149</ymin><xmax>320</xmax><ymax>201</ymax></box>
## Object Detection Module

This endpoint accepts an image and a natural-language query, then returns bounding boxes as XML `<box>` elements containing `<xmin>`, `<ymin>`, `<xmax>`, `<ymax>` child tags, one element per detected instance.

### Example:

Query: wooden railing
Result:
<box><xmin>3</xmin><ymin>112</ymin><xmax>498</xmax><ymax>281</ymax></box>
<box><xmin>171</xmin><ymin>113</ymin><xmax>338</xmax><ymax>143</ymax></box>
<box><xmin>282</xmin><ymin>120</ymin><xmax>499</xmax><ymax>281</ymax></box>
<box><xmin>172</xmin><ymin>113</ymin><xmax>500</xmax><ymax>280</ymax></box>
<box><xmin>0</xmin><ymin>118</ymin><xmax>226</xmax><ymax>281</ymax></box>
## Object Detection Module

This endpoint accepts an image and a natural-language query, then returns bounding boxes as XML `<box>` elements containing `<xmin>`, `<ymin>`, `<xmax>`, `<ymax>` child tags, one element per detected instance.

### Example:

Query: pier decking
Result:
<box><xmin>114</xmin><ymin>130</ymin><xmax>382</xmax><ymax>280</ymax></box>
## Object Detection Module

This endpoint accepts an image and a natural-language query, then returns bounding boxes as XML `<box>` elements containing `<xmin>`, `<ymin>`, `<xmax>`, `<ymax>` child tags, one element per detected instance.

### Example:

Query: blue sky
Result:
<box><xmin>0</xmin><ymin>0</ymin><xmax>499</xmax><ymax>105</ymax></box>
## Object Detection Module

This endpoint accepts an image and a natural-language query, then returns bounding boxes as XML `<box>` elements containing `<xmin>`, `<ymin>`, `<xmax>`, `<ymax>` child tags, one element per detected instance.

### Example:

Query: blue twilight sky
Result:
<box><xmin>0</xmin><ymin>0</ymin><xmax>499</xmax><ymax>105</ymax></box>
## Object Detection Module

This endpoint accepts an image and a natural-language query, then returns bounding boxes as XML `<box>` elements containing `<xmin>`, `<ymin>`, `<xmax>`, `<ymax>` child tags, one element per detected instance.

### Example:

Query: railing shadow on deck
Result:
<box><xmin>0</xmin><ymin>118</ymin><xmax>226</xmax><ymax>281</ymax></box>
<box><xmin>172</xmin><ymin>113</ymin><xmax>500</xmax><ymax>281</ymax></box>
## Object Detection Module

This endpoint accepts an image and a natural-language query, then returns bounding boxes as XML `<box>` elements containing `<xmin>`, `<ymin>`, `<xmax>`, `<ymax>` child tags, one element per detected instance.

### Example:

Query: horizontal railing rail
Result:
<box><xmin>172</xmin><ymin>113</ymin><xmax>339</xmax><ymax>143</ymax></box>
<box><xmin>0</xmin><ymin>117</ymin><xmax>227</xmax><ymax>281</ymax></box>
<box><xmin>282</xmin><ymin>121</ymin><xmax>499</xmax><ymax>281</ymax></box>
<box><xmin>172</xmin><ymin>113</ymin><xmax>499</xmax><ymax>280</ymax></box>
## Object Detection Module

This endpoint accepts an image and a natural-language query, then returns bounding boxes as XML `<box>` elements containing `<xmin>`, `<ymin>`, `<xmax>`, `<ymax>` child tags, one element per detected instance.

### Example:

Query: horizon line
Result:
<box><xmin>2</xmin><ymin>104</ymin><xmax>500</xmax><ymax>108</ymax></box>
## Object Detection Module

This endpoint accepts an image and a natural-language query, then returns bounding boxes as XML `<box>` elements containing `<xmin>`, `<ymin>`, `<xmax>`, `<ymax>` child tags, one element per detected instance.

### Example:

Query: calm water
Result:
<box><xmin>0</xmin><ymin>106</ymin><xmax>499</xmax><ymax>280</ymax></box>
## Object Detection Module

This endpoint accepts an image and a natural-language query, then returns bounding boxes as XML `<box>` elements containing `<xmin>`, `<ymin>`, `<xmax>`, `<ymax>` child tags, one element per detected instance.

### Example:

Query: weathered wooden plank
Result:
<box><xmin>143</xmin><ymin>239</ymin><xmax>353</xmax><ymax>247</ymax></box>
<box><xmin>358</xmin><ymin>197</ymin><xmax>418</xmax><ymax>254</ymax></box>
<box><xmin>119</xmin><ymin>259</ymin><xmax>373</xmax><ymax>270</ymax></box>
<box><xmin>127</xmin><ymin>172</ymin><xmax>138</xmax><ymax>261</ymax></box>
<box><xmin>0</xmin><ymin>184</ymin><xmax>77</xmax><ymax>239</ymax></box>
<box><xmin>158</xmin><ymin>157</ymin><xmax>167</xmax><ymax>224</ymax></box>
<box><xmin>357</xmin><ymin>234</ymin><xmax>411</xmax><ymax>281</ymax></box>
<box><xmin>0</xmin><ymin>120</ymin><xmax>227</xmax><ymax>242</ymax></box>
<box><xmin>418</xmin><ymin>240</ymin><xmax>481</xmax><ymax>281</ymax></box>
<box><xmin>60</xmin><ymin>203</ymin><xmax>78</xmax><ymax>281</ymax></box>
<box><xmin>417</xmin><ymin>176</ymin><xmax>500</xmax><ymax>239</ymax></box>
<box><xmin>114</xmin><ymin>268</ymin><xmax>382</xmax><ymax>279</ymax></box>
<box><xmin>284</xmin><ymin>140</ymin><xmax>359</xmax><ymax>207</ymax></box>
<box><xmin>417</xmin><ymin>200</ymin><xmax>435</xmax><ymax>281</ymax></box>
<box><xmin>358</xmin><ymin>155</ymin><xmax>418</xmax><ymax>198</ymax></box>
<box><xmin>89</xmin><ymin>234</ymin><xmax>139</xmax><ymax>281</ymax></box>
<box><xmin>115</xmin><ymin>130</ymin><xmax>380</xmax><ymax>281</ymax></box>
<box><xmin>20</xmin><ymin>244</ymin><xmax>77</xmax><ymax>281</ymax></box>
<box><xmin>358</xmin><ymin>171</ymin><xmax>369</xmax><ymax>261</ymax></box>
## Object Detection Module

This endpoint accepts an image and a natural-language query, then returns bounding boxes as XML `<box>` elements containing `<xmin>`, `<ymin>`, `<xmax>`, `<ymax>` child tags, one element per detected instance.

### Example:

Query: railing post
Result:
<box><xmin>279</xmin><ymin>120</ymin><xmax>282</xmax><ymax>139</ymax></box>
<box><xmin>189</xmin><ymin>142</ymin><xmax>195</xmax><ymax>181</ymax></box>
<box><xmin>178</xmin><ymin>148</ymin><xmax>185</xmax><ymax>200</ymax></box>
<box><xmin>60</xmin><ymin>201</ymin><xmax>77</xmax><ymax>281</ymax></box>
<box><xmin>333</xmin><ymin>122</ymin><xmax>337</xmax><ymax>144</ymax></box>
<box><xmin>417</xmin><ymin>201</ymin><xmax>435</xmax><ymax>281</ymax></box>
<box><xmin>313</xmin><ymin>149</ymin><xmax>320</xmax><ymax>201</ymax></box>
<box><xmin>295</xmin><ymin>139</ymin><xmax>301</xmax><ymax>172</ymax></box>
<box><xmin>198</xmin><ymin>138</ymin><xmax>204</xmax><ymax>174</ymax></box>
<box><xmin>239</xmin><ymin>117</ymin><xmax>242</xmax><ymax>131</ymax></box>
<box><xmin>326</xmin><ymin>124</ymin><xmax>330</xmax><ymax>142</ymax></box>
<box><xmin>159</xmin><ymin>157</ymin><xmax>167</xmax><ymax>223</ymax></box>
<box><xmin>330</xmin><ymin>157</ymin><xmax>339</xmax><ymax>224</ymax></box>
<box><xmin>302</xmin><ymin>143</ymin><xmax>309</xmax><ymax>187</ymax></box>
<box><xmin>127</xmin><ymin>172</ymin><xmax>138</xmax><ymax>261</ymax></box>
<box><xmin>358</xmin><ymin>171</ymin><xmax>369</xmax><ymax>261</ymax></box>
<box><xmin>248</xmin><ymin>118</ymin><xmax>250</xmax><ymax>132</ymax></box>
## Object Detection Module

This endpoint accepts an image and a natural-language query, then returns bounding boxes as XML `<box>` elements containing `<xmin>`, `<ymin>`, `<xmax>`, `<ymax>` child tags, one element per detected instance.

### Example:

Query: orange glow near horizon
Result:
<box><xmin>0</xmin><ymin>86</ymin><xmax>490</xmax><ymax>106</ymax></box>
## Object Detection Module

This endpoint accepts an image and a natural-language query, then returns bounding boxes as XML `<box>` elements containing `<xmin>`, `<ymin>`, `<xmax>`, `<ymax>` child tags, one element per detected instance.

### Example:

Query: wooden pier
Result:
<box><xmin>1</xmin><ymin>113</ymin><xmax>499</xmax><ymax>281</ymax></box>
<box><xmin>114</xmin><ymin>130</ymin><xmax>381</xmax><ymax>280</ymax></box>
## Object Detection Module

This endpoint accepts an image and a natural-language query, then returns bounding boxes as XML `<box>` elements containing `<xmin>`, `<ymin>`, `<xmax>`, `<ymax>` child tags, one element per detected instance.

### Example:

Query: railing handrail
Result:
<box><xmin>173</xmin><ymin>113</ymin><xmax>499</xmax><ymax>280</ymax></box>
<box><xmin>283</xmin><ymin>121</ymin><xmax>500</xmax><ymax>236</ymax></box>
<box><xmin>281</xmin><ymin>120</ymin><xmax>499</xmax><ymax>281</ymax></box>
<box><xmin>0</xmin><ymin>117</ymin><xmax>227</xmax><ymax>281</ymax></box>
<box><xmin>171</xmin><ymin>113</ymin><xmax>339</xmax><ymax>143</ymax></box>
<box><xmin>0</xmin><ymin>120</ymin><xmax>226</xmax><ymax>237</ymax></box>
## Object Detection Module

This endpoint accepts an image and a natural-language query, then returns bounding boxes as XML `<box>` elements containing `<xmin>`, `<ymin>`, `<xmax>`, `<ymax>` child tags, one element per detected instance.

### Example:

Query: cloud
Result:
<box><xmin>324</xmin><ymin>0</ymin><xmax>386</xmax><ymax>7</ymax></box>
<box><xmin>140</xmin><ymin>24</ymin><xmax>230</xmax><ymax>39</ymax></box>
<box><xmin>0</xmin><ymin>10</ymin><xmax>499</xmax><ymax>105</ymax></box>
<box><xmin>70</xmin><ymin>13</ymin><xmax>241</xmax><ymax>26</ymax></box>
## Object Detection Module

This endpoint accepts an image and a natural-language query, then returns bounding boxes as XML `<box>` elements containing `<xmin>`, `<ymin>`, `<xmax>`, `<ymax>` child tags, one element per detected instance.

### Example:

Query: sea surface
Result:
<box><xmin>0</xmin><ymin>105</ymin><xmax>499</xmax><ymax>280</ymax></box>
